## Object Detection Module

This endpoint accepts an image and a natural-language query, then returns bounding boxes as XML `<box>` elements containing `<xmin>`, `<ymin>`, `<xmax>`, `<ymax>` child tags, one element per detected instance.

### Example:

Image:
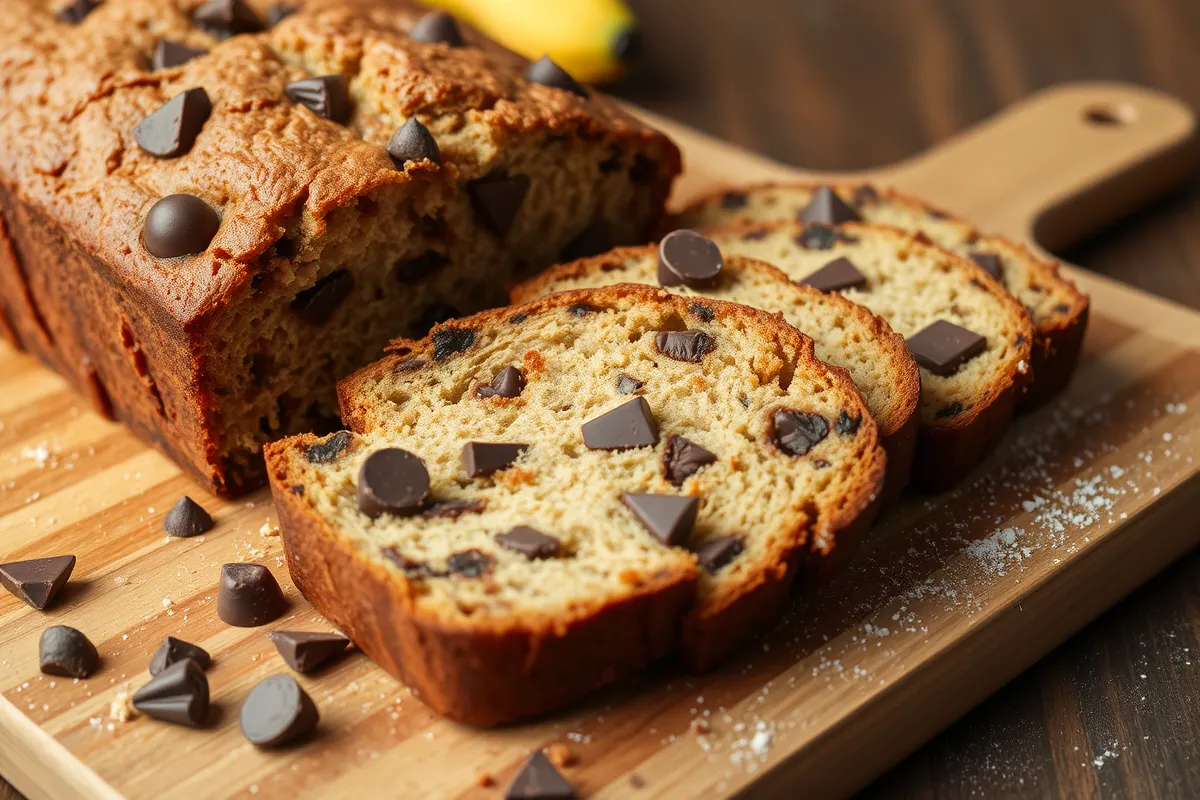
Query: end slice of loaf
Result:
<box><xmin>676</xmin><ymin>183</ymin><xmax>1088</xmax><ymax>408</ymax></box>
<box><xmin>265</xmin><ymin>285</ymin><xmax>885</xmax><ymax>723</ymax></box>
<box><xmin>512</xmin><ymin>247</ymin><xmax>920</xmax><ymax>509</ymax></box>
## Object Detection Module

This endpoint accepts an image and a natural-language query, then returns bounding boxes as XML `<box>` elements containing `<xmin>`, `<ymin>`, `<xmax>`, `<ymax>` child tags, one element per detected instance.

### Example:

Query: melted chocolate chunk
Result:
<box><xmin>477</xmin><ymin>366</ymin><xmax>525</xmax><ymax>398</ymax></box>
<box><xmin>655</xmin><ymin>330</ymin><xmax>715</xmax><ymax>362</ymax></box>
<box><xmin>432</xmin><ymin>327</ymin><xmax>477</xmax><ymax>361</ymax></box>
<box><xmin>496</xmin><ymin>527</ymin><xmax>561</xmax><ymax>560</ymax></box>
<box><xmin>771</xmin><ymin>409</ymin><xmax>829</xmax><ymax>456</ymax></box>
<box><xmin>291</xmin><ymin>270</ymin><xmax>353</xmax><ymax>324</ymax></box>
<box><xmin>688</xmin><ymin>303</ymin><xmax>715</xmax><ymax>322</ymax></box>
<box><xmin>305</xmin><ymin>430</ymin><xmax>350</xmax><ymax>463</ymax></box>
<box><xmin>835</xmin><ymin>410</ymin><xmax>862</xmax><ymax>435</ymax></box>
<box><xmin>447</xmin><ymin>549</ymin><xmax>495</xmax><ymax>578</ymax></box>
<box><xmin>662</xmin><ymin>434</ymin><xmax>717</xmax><ymax>486</ymax></box>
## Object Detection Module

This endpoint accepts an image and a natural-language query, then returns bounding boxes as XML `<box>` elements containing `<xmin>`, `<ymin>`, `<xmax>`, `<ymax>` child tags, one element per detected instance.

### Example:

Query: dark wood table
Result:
<box><xmin>3</xmin><ymin>2</ymin><xmax>1199</xmax><ymax>798</ymax></box>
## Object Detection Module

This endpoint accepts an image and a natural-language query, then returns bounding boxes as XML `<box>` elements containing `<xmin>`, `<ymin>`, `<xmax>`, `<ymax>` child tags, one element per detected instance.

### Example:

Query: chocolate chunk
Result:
<box><xmin>356</xmin><ymin>448</ymin><xmax>431</xmax><ymax>518</ymax></box>
<box><xmin>655</xmin><ymin>330</ymin><xmax>715</xmax><ymax>362</ymax></box>
<box><xmin>798</xmin><ymin>186</ymin><xmax>862</xmax><ymax>225</ymax></box>
<box><xmin>163</xmin><ymin>496</ymin><xmax>214</xmax><ymax>538</ymax></box>
<box><xmin>420</xmin><ymin>499</ymin><xmax>485</xmax><ymax>520</ymax></box>
<box><xmin>561</xmin><ymin>221</ymin><xmax>612</xmax><ymax>261</ymax></box>
<box><xmin>381</xmin><ymin>548</ymin><xmax>447</xmax><ymax>578</ymax></box>
<box><xmin>305</xmin><ymin>430</ymin><xmax>350</xmax><ymax>463</ymax></box>
<box><xmin>616</xmin><ymin>373</ymin><xmax>643</xmax><ymax>394</ymax></box>
<box><xmin>477</xmin><ymin>366</ymin><xmax>524</xmax><ymax>398</ymax></box>
<box><xmin>622</xmin><ymin>493</ymin><xmax>698</xmax><ymax>546</ymax></box>
<box><xmin>193</xmin><ymin>0</ymin><xmax>263</xmax><ymax>39</ymax></box>
<box><xmin>657</xmin><ymin>230</ymin><xmax>723</xmax><ymax>288</ymax></box>
<box><xmin>409</xmin><ymin>11</ymin><xmax>465</xmax><ymax>46</ymax></box>
<box><xmin>268</xmin><ymin>631</ymin><xmax>350</xmax><ymax>673</ymax></box>
<box><xmin>836</xmin><ymin>410</ymin><xmax>862</xmax><ymax>435</ymax></box>
<box><xmin>217</xmin><ymin>563</ymin><xmax>287</xmax><ymax>627</ymax></box>
<box><xmin>693</xmin><ymin>535</ymin><xmax>743</xmax><ymax>572</ymax></box>
<box><xmin>468</xmin><ymin>173</ymin><xmax>531</xmax><ymax>238</ymax></box>
<box><xmin>149</xmin><ymin>636</ymin><xmax>211</xmax><ymax>676</ymax></box>
<box><xmin>794</xmin><ymin>224</ymin><xmax>857</xmax><ymax>250</ymax></box>
<box><xmin>496</xmin><ymin>527</ymin><xmax>561</xmax><ymax>560</ymax></box>
<box><xmin>266</xmin><ymin>3</ymin><xmax>297</xmax><ymax>25</ymax></box>
<box><xmin>56</xmin><ymin>0</ymin><xmax>100</xmax><ymax>23</ymax></box>
<box><xmin>132</xmin><ymin>658</ymin><xmax>210</xmax><ymax>727</ymax></box>
<box><xmin>505</xmin><ymin>751</ymin><xmax>576</xmax><ymax>800</ymax></box>
<box><xmin>720</xmin><ymin>192</ymin><xmax>748</xmax><ymax>210</ymax></box>
<box><xmin>432</xmin><ymin>327</ymin><xmax>476</xmax><ymax>361</ymax></box>
<box><xmin>801</xmin><ymin>256</ymin><xmax>867</xmax><ymax>293</ymax></box>
<box><xmin>0</xmin><ymin>555</ymin><xmax>75</xmax><ymax>610</ymax></box>
<box><xmin>689</xmin><ymin>303</ymin><xmax>715</xmax><ymax>322</ymax></box>
<box><xmin>240</xmin><ymin>674</ymin><xmax>319</xmax><ymax>747</ymax></box>
<box><xmin>968</xmin><ymin>251</ymin><xmax>1003</xmax><ymax>280</ymax></box>
<box><xmin>395</xmin><ymin>250</ymin><xmax>448</xmax><ymax>282</ymax></box>
<box><xmin>39</xmin><ymin>625</ymin><xmax>99</xmax><ymax>678</ymax></box>
<box><xmin>387</xmin><ymin>118</ymin><xmax>441</xmax><ymax>167</ymax></box>
<box><xmin>907</xmin><ymin>320</ymin><xmax>987</xmax><ymax>376</ymax></box>
<box><xmin>291</xmin><ymin>269</ymin><xmax>353</xmax><ymax>324</ymax></box>
<box><xmin>133</xmin><ymin>88</ymin><xmax>211</xmax><ymax>158</ymax></box>
<box><xmin>143</xmin><ymin>194</ymin><xmax>219</xmax><ymax>258</ymax></box>
<box><xmin>771</xmin><ymin>409</ymin><xmax>829</xmax><ymax>456</ymax></box>
<box><xmin>152</xmin><ymin>40</ymin><xmax>207</xmax><ymax>71</ymax></box>
<box><xmin>524</xmin><ymin>56</ymin><xmax>588</xmax><ymax>98</ymax></box>
<box><xmin>286</xmin><ymin>75</ymin><xmax>351</xmax><ymax>124</ymax></box>
<box><xmin>447</xmin><ymin>549</ymin><xmax>495</xmax><ymax>578</ymax></box>
<box><xmin>462</xmin><ymin>442</ymin><xmax>528</xmax><ymax>477</ymax></box>
<box><xmin>852</xmin><ymin>185</ymin><xmax>880</xmax><ymax>206</ymax></box>
<box><xmin>508</xmin><ymin>312</ymin><xmax>529</xmax><ymax>325</ymax></box>
<box><xmin>582</xmin><ymin>397</ymin><xmax>659</xmax><ymax>450</ymax></box>
<box><xmin>936</xmin><ymin>401</ymin><xmax>964</xmax><ymax>418</ymax></box>
<box><xmin>662</xmin><ymin>434</ymin><xmax>717</xmax><ymax>486</ymax></box>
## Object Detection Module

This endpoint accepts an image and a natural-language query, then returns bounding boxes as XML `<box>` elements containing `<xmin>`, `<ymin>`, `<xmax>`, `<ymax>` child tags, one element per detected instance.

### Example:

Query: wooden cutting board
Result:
<box><xmin>2</xmin><ymin>82</ymin><xmax>1200</xmax><ymax>800</ymax></box>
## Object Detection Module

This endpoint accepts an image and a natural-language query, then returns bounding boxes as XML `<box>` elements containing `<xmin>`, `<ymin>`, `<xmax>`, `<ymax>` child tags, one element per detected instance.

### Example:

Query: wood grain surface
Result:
<box><xmin>613</xmin><ymin>0</ymin><xmax>1200</xmax><ymax>796</ymax></box>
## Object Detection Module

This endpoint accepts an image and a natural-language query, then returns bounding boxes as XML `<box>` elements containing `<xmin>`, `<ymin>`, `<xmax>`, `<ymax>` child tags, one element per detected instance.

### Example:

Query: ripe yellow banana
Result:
<box><xmin>422</xmin><ymin>0</ymin><xmax>640</xmax><ymax>85</ymax></box>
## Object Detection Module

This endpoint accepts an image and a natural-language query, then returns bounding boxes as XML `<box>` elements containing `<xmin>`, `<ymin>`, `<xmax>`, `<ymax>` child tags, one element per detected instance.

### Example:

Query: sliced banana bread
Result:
<box><xmin>265</xmin><ymin>284</ymin><xmax>885</xmax><ymax>723</ymax></box>
<box><xmin>676</xmin><ymin>183</ymin><xmax>1087</xmax><ymax>408</ymax></box>
<box><xmin>512</xmin><ymin>242</ymin><xmax>920</xmax><ymax>507</ymax></box>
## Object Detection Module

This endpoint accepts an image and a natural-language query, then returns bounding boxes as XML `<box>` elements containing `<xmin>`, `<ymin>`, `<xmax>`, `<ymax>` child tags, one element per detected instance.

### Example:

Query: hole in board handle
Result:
<box><xmin>1083</xmin><ymin>104</ymin><xmax>1138</xmax><ymax>127</ymax></box>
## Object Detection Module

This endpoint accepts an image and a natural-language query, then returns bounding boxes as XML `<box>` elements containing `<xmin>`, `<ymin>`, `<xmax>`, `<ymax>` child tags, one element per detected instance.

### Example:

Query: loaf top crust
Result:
<box><xmin>0</xmin><ymin>0</ymin><xmax>679</xmax><ymax>328</ymax></box>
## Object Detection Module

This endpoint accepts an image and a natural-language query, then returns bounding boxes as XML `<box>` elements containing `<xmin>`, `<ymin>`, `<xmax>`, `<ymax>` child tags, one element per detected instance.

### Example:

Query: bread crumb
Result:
<box><xmin>259</xmin><ymin>521</ymin><xmax>280</xmax><ymax>537</ymax></box>
<box><xmin>109</xmin><ymin>690</ymin><xmax>137</xmax><ymax>722</ymax></box>
<box><xmin>618</xmin><ymin>569</ymin><xmax>642</xmax><ymax>586</ymax></box>
<box><xmin>544</xmin><ymin>743</ymin><xmax>576</xmax><ymax>768</ymax></box>
<box><xmin>475</xmin><ymin>774</ymin><xmax>495</xmax><ymax>788</ymax></box>
<box><xmin>689</xmin><ymin>718</ymin><xmax>711</xmax><ymax>735</ymax></box>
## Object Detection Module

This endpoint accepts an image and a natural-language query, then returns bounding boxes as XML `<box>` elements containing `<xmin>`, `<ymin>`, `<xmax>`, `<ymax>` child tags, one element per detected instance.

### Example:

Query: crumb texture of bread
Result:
<box><xmin>266</xmin><ymin>285</ymin><xmax>884</xmax><ymax>722</ymax></box>
<box><xmin>0</xmin><ymin>0</ymin><xmax>680</xmax><ymax>495</ymax></box>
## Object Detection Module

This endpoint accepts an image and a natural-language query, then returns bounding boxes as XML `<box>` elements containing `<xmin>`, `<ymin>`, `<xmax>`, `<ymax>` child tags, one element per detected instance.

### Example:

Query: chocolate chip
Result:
<box><xmin>508</xmin><ymin>312</ymin><xmax>529</xmax><ymax>325</ymax></box>
<box><xmin>420</xmin><ymin>499</ymin><xmax>486</xmax><ymax>520</ymax></box>
<box><xmin>662</xmin><ymin>434</ymin><xmax>717</xmax><ymax>486</ymax></box>
<box><xmin>163</xmin><ymin>495</ymin><xmax>214</xmax><ymax>538</ymax></box>
<box><xmin>936</xmin><ymin>401</ymin><xmax>964</xmax><ymax>418</ymax></box>
<box><xmin>149</xmin><ymin>636</ymin><xmax>211</xmax><ymax>676</ymax></box>
<box><xmin>496</xmin><ymin>527</ymin><xmax>561</xmax><ymax>560</ymax></box>
<box><xmin>432</xmin><ymin>327</ymin><xmax>476</xmax><ymax>360</ymax></box>
<box><xmin>689</xmin><ymin>303</ymin><xmax>715</xmax><ymax>322</ymax></box>
<box><xmin>568</xmin><ymin>303</ymin><xmax>597</xmax><ymax>317</ymax></box>
<box><xmin>798</xmin><ymin>186</ymin><xmax>862</xmax><ymax>225</ymax></box>
<box><xmin>616</xmin><ymin>373</ymin><xmax>643</xmax><ymax>394</ymax></box>
<box><xmin>56</xmin><ymin>0</ymin><xmax>100</xmax><ymax>23</ymax></box>
<box><xmin>836</xmin><ymin>410</ymin><xmax>862</xmax><ymax>435</ymax></box>
<box><xmin>794</xmin><ymin>224</ymin><xmax>857</xmax><ymax>250</ymax></box>
<box><xmin>771</xmin><ymin>409</ymin><xmax>829</xmax><ymax>456</ymax></box>
<box><xmin>801</xmin><ymin>256</ymin><xmax>867</xmax><ymax>293</ymax></box>
<box><xmin>286</xmin><ymin>75</ymin><xmax>351</xmax><ymax>124</ymax></box>
<box><xmin>356</xmin><ymin>448</ymin><xmax>431</xmax><ymax>518</ymax></box>
<box><xmin>657</xmin><ymin>230</ymin><xmax>723</xmax><ymax>288</ymax></box>
<box><xmin>742</xmin><ymin>228</ymin><xmax>769</xmax><ymax>242</ymax></box>
<box><xmin>381</xmin><ymin>548</ymin><xmax>447</xmax><ymax>578</ymax></box>
<box><xmin>133</xmin><ymin>88</ymin><xmax>211</xmax><ymax>158</ymax></box>
<box><xmin>409</xmin><ymin>11</ymin><xmax>465</xmax><ymax>46</ymax></box>
<box><xmin>305</xmin><ymin>430</ymin><xmax>350</xmax><ymax>463</ymax></box>
<box><xmin>561</xmin><ymin>220</ymin><xmax>612</xmax><ymax>261</ymax></box>
<box><xmin>193</xmin><ymin>0</ymin><xmax>263</xmax><ymax>38</ymax></box>
<box><xmin>268</xmin><ymin>631</ymin><xmax>350</xmax><ymax>673</ymax></box>
<box><xmin>143</xmin><ymin>194</ymin><xmax>219</xmax><ymax>258</ymax></box>
<box><xmin>462</xmin><ymin>442</ymin><xmax>528</xmax><ymax>477</ymax></box>
<box><xmin>524</xmin><ymin>56</ymin><xmax>588</xmax><ymax>97</ymax></box>
<box><xmin>720</xmin><ymin>192</ymin><xmax>748</xmax><ymax>210</ymax></box>
<box><xmin>39</xmin><ymin>625</ymin><xmax>99</xmax><ymax>678</ymax></box>
<box><xmin>468</xmin><ymin>173</ymin><xmax>531</xmax><ymax>238</ymax></box>
<box><xmin>852</xmin><ymin>185</ymin><xmax>880</xmax><ymax>206</ymax></box>
<box><xmin>655</xmin><ymin>330</ymin><xmax>715</xmax><ymax>362</ymax></box>
<box><xmin>387</xmin><ymin>118</ymin><xmax>440</xmax><ymax>167</ymax></box>
<box><xmin>582</xmin><ymin>397</ymin><xmax>659</xmax><ymax>450</ymax></box>
<box><xmin>968</xmin><ymin>251</ymin><xmax>1003</xmax><ymax>280</ymax></box>
<box><xmin>132</xmin><ymin>658</ymin><xmax>210</xmax><ymax>727</ymax></box>
<box><xmin>152</xmin><ymin>39</ymin><xmax>207</xmax><ymax>71</ymax></box>
<box><xmin>447</xmin><ymin>549</ymin><xmax>495</xmax><ymax>578</ymax></box>
<box><xmin>266</xmin><ymin>3</ymin><xmax>297</xmax><ymax>25</ymax></box>
<box><xmin>622</xmin><ymin>493</ymin><xmax>698</xmax><ymax>546</ymax></box>
<box><xmin>0</xmin><ymin>555</ymin><xmax>75</xmax><ymax>610</ymax></box>
<box><xmin>693</xmin><ymin>536</ymin><xmax>743</xmax><ymax>572</ymax></box>
<box><xmin>907</xmin><ymin>320</ymin><xmax>987</xmax><ymax>376</ymax></box>
<box><xmin>478</xmin><ymin>366</ymin><xmax>525</xmax><ymax>398</ymax></box>
<box><xmin>217</xmin><ymin>563</ymin><xmax>287</xmax><ymax>627</ymax></box>
<box><xmin>240</xmin><ymin>674</ymin><xmax>319</xmax><ymax>747</ymax></box>
<box><xmin>291</xmin><ymin>269</ymin><xmax>353</xmax><ymax>324</ymax></box>
<box><xmin>505</xmin><ymin>751</ymin><xmax>576</xmax><ymax>800</ymax></box>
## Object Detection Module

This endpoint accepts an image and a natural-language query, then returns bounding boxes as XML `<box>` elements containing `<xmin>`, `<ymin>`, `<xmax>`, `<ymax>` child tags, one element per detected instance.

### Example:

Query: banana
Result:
<box><xmin>422</xmin><ymin>0</ymin><xmax>640</xmax><ymax>85</ymax></box>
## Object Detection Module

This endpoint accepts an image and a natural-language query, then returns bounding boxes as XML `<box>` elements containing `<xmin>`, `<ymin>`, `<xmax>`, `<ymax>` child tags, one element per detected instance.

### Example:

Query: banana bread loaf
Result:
<box><xmin>0</xmin><ymin>0</ymin><xmax>679</xmax><ymax>495</ymax></box>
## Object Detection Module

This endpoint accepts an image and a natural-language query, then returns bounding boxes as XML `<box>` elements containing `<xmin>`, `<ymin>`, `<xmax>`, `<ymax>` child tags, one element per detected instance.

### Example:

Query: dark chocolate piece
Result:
<box><xmin>39</xmin><ymin>625</ymin><xmax>99</xmax><ymax>678</ymax></box>
<box><xmin>801</xmin><ymin>256</ymin><xmax>867</xmax><ymax>293</ymax></box>
<box><xmin>657</xmin><ymin>230</ymin><xmax>723</xmax><ymax>288</ymax></box>
<box><xmin>496</xmin><ymin>527</ymin><xmax>561</xmax><ymax>560</ymax></box>
<box><xmin>132</xmin><ymin>658</ymin><xmax>210</xmax><ymax>727</ymax></box>
<box><xmin>268</xmin><ymin>631</ymin><xmax>350</xmax><ymax>673</ymax></box>
<box><xmin>240</xmin><ymin>674</ymin><xmax>319</xmax><ymax>747</ymax></box>
<box><xmin>152</xmin><ymin>40</ymin><xmax>208</xmax><ymax>71</ymax></box>
<box><xmin>420</xmin><ymin>499</ymin><xmax>486</xmax><ymax>520</ymax></box>
<box><xmin>291</xmin><ymin>270</ymin><xmax>353</xmax><ymax>325</ymax></box>
<box><xmin>143</xmin><ymin>194</ymin><xmax>219</xmax><ymax>258</ymax></box>
<box><xmin>688</xmin><ymin>303</ymin><xmax>715</xmax><ymax>322</ymax></box>
<box><xmin>285</xmin><ymin>75</ymin><xmax>351</xmax><ymax>124</ymax></box>
<box><xmin>387</xmin><ymin>118</ymin><xmax>441</xmax><ymax>166</ymax></box>
<box><xmin>149</xmin><ymin>636</ymin><xmax>211</xmax><ymax>676</ymax></box>
<box><xmin>836</xmin><ymin>410</ymin><xmax>862</xmax><ymax>435</ymax></box>
<box><xmin>968</xmin><ymin>251</ymin><xmax>1003</xmax><ymax>280</ymax></box>
<box><xmin>432</xmin><ymin>327</ymin><xmax>477</xmax><ymax>361</ymax></box>
<box><xmin>906</xmin><ymin>320</ymin><xmax>987</xmax><ymax>376</ymax></box>
<box><xmin>505</xmin><ymin>751</ymin><xmax>576</xmax><ymax>800</ymax></box>
<box><xmin>655</xmin><ymin>330</ymin><xmax>715</xmax><ymax>362</ymax></box>
<box><xmin>447</xmin><ymin>549</ymin><xmax>495</xmax><ymax>578</ymax></box>
<box><xmin>524</xmin><ymin>56</ymin><xmax>588</xmax><ymax>98</ymax></box>
<box><xmin>468</xmin><ymin>173</ymin><xmax>531</xmax><ymax>238</ymax></box>
<box><xmin>582</xmin><ymin>397</ymin><xmax>659</xmax><ymax>450</ymax></box>
<box><xmin>356</xmin><ymin>448</ymin><xmax>431</xmax><ymax>518</ymax></box>
<box><xmin>462</xmin><ymin>442</ymin><xmax>528</xmax><ymax>478</ymax></box>
<box><xmin>720</xmin><ymin>192</ymin><xmax>748</xmax><ymax>210</ymax></box>
<box><xmin>133</xmin><ymin>88</ymin><xmax>212</xmax><ymax>158</ymax></box>
<box><xmin>305</xmin><ymin>430</ymin><xmax>351</xmax><ymax>463</ymax></box>
<box><xmin>56</xmin><ymin>0</ymin><xmax>100</xmax><ymax>23</ymax></box>
<box><xmin>408</xmin><ymin>11</ymin><xmax>464</xmax><ymax>46</ymax></box>
<box><xmin>192</xmin><ymin>0</ymin><xmax>263</xmax><ymax>39</ymax></box>
<box><xmin>616</xmin><ymin>374</ymin><xmax>643</xmax><ymax>394</ymax></box>
<box><xmin>622</xmin><ymin>493</ymin><xmax>698</xmax><ymax>546</ymax></box>
<box><xmin>0</xmin><ymin>555</ymin><xmax>75</xmax><ymax>610</ymax></box>
<box><xmin>794</xmin><ymin>224</ymin><xmax>857</xmax><ymax>250</ymax></box>
<box><xmin>693</xmin><ymin>536</ymin><xmax>743</xmax><ymax>572</ymax></box>
<box><xmin>163</xmin><ymin>496</ymin><xmax>214</xmax><ymax>538</ymax></box>
<box><xmin>771</xmin><ymin>409</ymin><xmax>829</xmax><ymax>456</ymax></box>
<box><xmin>477</xmin><ymin>366</ymin><xmax>524</xmax><ymax>398</ymax></box>
<box><xmin>217</xmin><ymin>563</ymin><xmax>287</xmax><ymax>627</ymax></box>
<box><xmin>662</xmin><ymin>434</ymin><xmax>717</xmax><ymax>486</ymax></box>
<box><xmin>798</xmin><ymin>186</ymin><xmax>862</xmax><ymax>225</ymax></box>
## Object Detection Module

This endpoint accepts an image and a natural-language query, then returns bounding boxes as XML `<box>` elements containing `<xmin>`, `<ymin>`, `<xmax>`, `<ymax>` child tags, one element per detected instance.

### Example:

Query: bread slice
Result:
<box><xmin>676</xmin><ymin>183</ymin><xmax>1088</xmax><ymax>408</ymax></box>
<box><xmin>265</xmin><ymin>284</ymin><xmax>885</xmax><ymax>723</ymax></box>
<box><xmin>512</xmin><ymin>247</ymin><xmax>920</xmax><ymax>507</ymax></box>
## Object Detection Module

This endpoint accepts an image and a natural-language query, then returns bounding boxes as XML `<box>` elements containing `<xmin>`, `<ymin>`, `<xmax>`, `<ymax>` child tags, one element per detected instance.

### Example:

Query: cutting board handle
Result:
<box><xmin>880</xmin><ymin>82</ymin><xmax>1199</xmax><ymax>251</ymax></box>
